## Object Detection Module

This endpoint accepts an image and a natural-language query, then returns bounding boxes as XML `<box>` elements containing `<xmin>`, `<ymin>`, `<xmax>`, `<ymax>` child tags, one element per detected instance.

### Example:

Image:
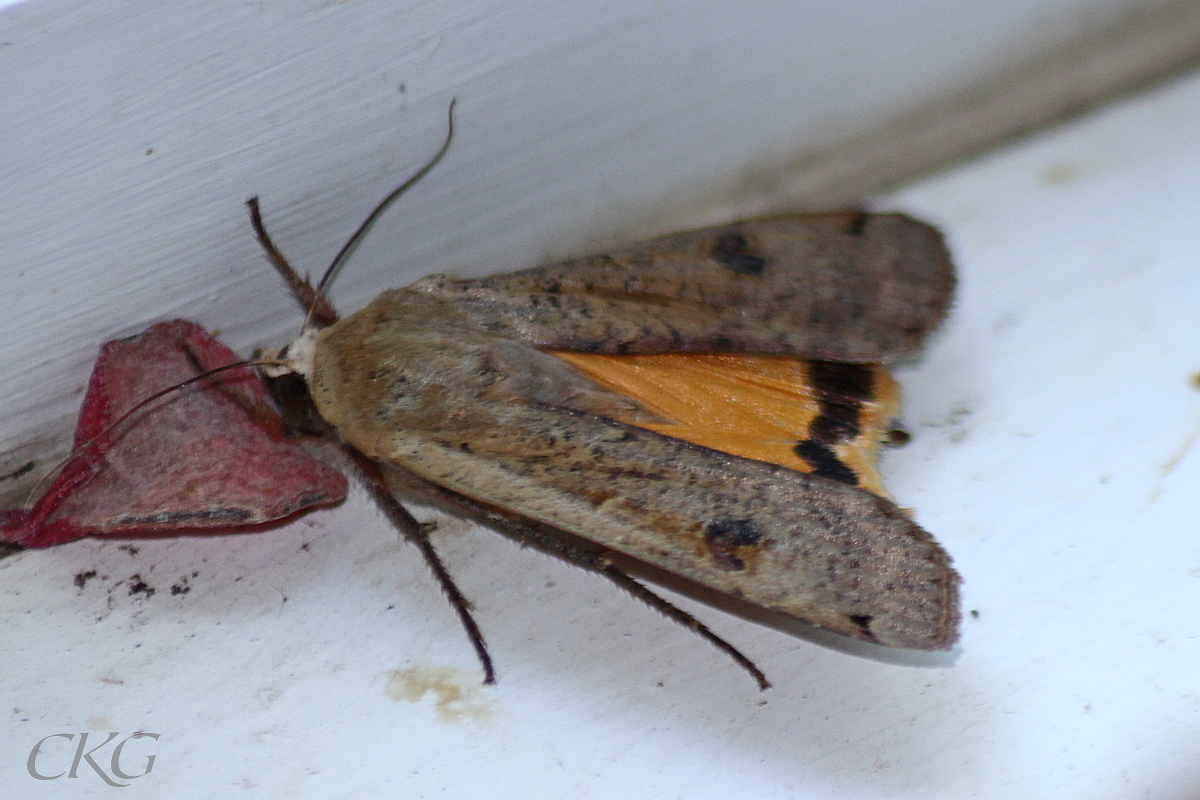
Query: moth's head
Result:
<box><xmin>262</xmin><ymin>328</ymin><xmax>319</xmax><ymax>380</ymax></box>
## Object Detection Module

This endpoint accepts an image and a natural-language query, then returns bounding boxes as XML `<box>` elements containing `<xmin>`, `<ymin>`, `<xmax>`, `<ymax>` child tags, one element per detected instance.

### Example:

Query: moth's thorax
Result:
<box><xmin>262</xmin><ymin>328</ymin><xmax>320</xmax><ymax>380</ymax></box>
<box><xmin>306</xmin><ymin>288</ymin><xmax>655</xmax><ymax>458</ymax></box>
<box><xmin>304</xmin><ymin>289</ymin><xmax>488</xmax><ymax>457</ymax></box>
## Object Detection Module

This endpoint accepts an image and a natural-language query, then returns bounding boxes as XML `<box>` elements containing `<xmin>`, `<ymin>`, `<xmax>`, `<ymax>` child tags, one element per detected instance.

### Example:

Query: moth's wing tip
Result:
<box><xmin>841</xmin><ymin>519</ymin><xmax>962</xmax><ymax>653</ymax></box>
<box><xmin>891</xmin><ymin>571</ymin><xmax>963</xmax><ymax>653</ymax></box>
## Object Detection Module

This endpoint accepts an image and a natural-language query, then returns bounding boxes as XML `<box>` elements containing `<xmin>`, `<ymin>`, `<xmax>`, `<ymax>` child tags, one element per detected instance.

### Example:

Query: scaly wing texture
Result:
<box><xmin>409</xmin><ymin>213</ymin><xmax>954</xmax><ymax>362</ymax></box>
<box><xmin>1</xmin><ymin>320</ymin><xmax>347</xmax><ymax>547</ymax></box>
<box><xmin>309</xmin><ymin>291</ymin><xmax>959</xmax><ymax>649</ymax></box>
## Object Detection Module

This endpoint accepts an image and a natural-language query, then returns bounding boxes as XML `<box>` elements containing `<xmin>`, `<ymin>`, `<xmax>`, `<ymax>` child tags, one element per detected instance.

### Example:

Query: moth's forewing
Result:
<box><xmin>307</xmin><ymin>283</ymin><xmax>960</xmax><ymax>651</ymax></box>
<box><xmin>407</xmin><ymin>213</ymin><xmax>954</xmax><ymax>363</ymax></box>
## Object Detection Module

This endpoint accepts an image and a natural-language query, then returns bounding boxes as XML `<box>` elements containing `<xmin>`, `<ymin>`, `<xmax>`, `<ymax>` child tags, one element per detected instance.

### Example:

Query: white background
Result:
<box><xmin>2</xmin><ymin>1</ymin><xmax>1200</xmax><ymax>797</ymax></box>
<box><xmin>1</xmin><ymin>0</ymin><xmax>1197</xmax><ymax>476</ymax></box>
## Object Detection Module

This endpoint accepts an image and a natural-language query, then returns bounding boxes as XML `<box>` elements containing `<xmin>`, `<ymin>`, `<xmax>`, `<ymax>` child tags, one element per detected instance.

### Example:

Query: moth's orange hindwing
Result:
<box><xmin>549</xmin><ymin>352</ymin><xmax>901</xmax><ymax>497</ymax></box>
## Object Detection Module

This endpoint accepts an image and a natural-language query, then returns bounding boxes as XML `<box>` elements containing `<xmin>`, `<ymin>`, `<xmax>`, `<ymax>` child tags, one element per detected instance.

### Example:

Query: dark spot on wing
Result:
<box><xmin>808</xmin><ymin>361</ymin><xmax>874</xmax><ymax>402</ymax></box>
<box><xmin>794</xmin><ymin>440</ymin><xmax>859</xmax><ymax>486</ymax></box>
<box><xmin>710</xmin><ymin>334</ymin><xmax>734</xmax><ymax>350</ymax></box>
<box><xmin>843</xmin><ymin>211</ymin><xmax>869</xmax><ymax>236</ymax></box>
<box><xmin>847</xmin><ymin>614</ymin><xmax>877</xmax><ymax>640</ymax></box>
<box><xmin>711</xmin><ymin>231</ymin><xmax>767</xmax><ymax>275</ymax></box>
<box><xmin>804</xmin><ymin>361</ymin><xmax>874</xmax><ymax>444</ymax></box>
<box><xmin>704</xmin><ymin>518</ymin><xmax>763</xmax><ymax>571</ymax></box>
<box><xmin>809</xmin><ymin>403</ymin><xmax>861</xmax><ymax>443</ymax></box>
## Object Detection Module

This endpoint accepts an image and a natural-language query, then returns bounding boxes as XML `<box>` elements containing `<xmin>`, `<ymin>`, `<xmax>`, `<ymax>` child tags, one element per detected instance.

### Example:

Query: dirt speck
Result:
<box><xmin>127</xmin><ymin>575</ymin><xmax>155</xmax><ymax>599</ymax></box>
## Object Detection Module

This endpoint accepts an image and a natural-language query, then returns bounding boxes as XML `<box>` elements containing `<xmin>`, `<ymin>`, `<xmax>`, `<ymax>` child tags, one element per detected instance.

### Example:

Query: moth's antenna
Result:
<box><xmin>247</xmin><ymin>198</ymin><xmax>340</xmax><ymax>327</ymax></box>
<box><xmin>246</xmin><ymin>99</ymin><xmax>457</xmax><ymax>331</ymax></box>
<box><xmin>313</xmin><ymin>99</ymin><xmax>457</xmax><ymax>312</ymax></box>
<box><xmin>24</xmin><ymin>359</ymin><xmax>285</xmax><ymax>507</ymax></box>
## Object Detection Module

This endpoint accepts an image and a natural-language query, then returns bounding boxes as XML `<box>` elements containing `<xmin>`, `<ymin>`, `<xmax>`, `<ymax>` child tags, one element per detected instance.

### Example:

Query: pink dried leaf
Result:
<box><xmin>0</xmin><ymin>320</ymin><xmax>347</xmax><ymax>548</ymax></box>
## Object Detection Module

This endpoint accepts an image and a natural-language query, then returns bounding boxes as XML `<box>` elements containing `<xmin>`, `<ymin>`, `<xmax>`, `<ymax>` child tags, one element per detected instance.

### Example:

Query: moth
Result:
<box><xmin>2</xmin><ymin>105</ymin><xmax>959</xmax><ymax>688</ymax></box>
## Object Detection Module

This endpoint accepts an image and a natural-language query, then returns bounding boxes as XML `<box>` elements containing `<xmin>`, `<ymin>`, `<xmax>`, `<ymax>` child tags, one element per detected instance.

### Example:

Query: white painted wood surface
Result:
<box><xmin>1</xmin><ymin>0</ymin><xmax>1199</xmax><ymax>480</ymax></box>
<box><xmin>2</xmin><ymin>1</ymin><xmax>1200</xmax><ymax>798</ymax></box>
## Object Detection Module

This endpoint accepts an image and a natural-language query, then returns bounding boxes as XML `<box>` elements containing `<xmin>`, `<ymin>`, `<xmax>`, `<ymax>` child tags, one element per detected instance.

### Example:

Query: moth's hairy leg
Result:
<box><xmin>348</xmin><ymin>449</ymin><xmax>496</xmax><ymax>685</ymax></box>
<box><xmin>596</xmin><ymin>563</ymin><xmax>771</xmax><ymax>691</ymax></box>
<box><xmin>246</xmin><ymin>197</ymin><xmax>340</xmax><ymax>327</ymax></box>
<box><xmin>383</xmin><ymin>467</ymin><xmax>771</xmax><ymax>690</ymax></box>
<box><xmin>503</xmin><ymin>519</ymin><xmax>771</xmax><ymax>691</ymax></box>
